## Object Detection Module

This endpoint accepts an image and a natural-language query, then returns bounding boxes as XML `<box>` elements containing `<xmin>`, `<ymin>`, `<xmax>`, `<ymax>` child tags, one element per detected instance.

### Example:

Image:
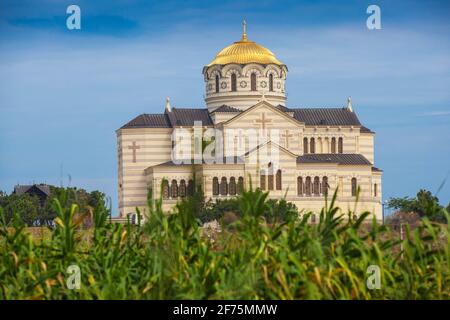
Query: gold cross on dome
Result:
<box><xmin>255</xmin><ymin>112</ymin><xmax>272</xmax><ymax>131</ymax></box>
<box><xmin>128</xmin><ymin>141</ymin><xmax>140</xmax><ymax>163</ymax></box>
<box><xmin>282</xmin><ymin>129</ymin><xmax>293</xmax><ymax>148</ymax></box>
<box><xmin>242</xmin><ymin>18</ymin><xmax>247</xmax><ymax>41</ymax></box>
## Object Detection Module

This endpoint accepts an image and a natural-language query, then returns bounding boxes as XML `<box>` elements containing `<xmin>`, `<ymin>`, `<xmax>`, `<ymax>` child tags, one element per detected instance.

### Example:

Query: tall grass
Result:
<box><xmin>0</xmin><ymin>187</ymin><xmax>448</xmax><ymax>299</ymax></box>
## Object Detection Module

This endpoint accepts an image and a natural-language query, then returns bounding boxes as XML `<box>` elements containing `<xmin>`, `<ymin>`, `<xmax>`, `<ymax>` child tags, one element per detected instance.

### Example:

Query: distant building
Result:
<box><xmin>14</xmin><ymin>184</ymin><xmax>51</xmax><ymax>204</ymax></box>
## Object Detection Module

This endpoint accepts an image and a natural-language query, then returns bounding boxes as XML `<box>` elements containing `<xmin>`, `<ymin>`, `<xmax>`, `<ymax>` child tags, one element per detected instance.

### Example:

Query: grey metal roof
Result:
<box><xmin>121</xmin><ymin>114</ymin><xmax>171</xmax><ymax>128</ymax></box>
<box><xmin>360</xmin><ymin>125</ymin><xmax>375</xmax><ymax>133</ymax></box>
<box><xmin>122</xmin><ymin>106</ymin><xmax>365</xmax><ymax>129</ymax></box>
<box><xmin>14</xmin><ymin>184</ymin><xmax>51</xmax><ymax>196</ymax></box>
<box><xmin>166</xmin><ymin>108</ymin><xmax>214</xmax><ymax>127</ymax></box>
<box><xmin>212</xmin><ymin>105</ymin><xmax>242</xmax><ymax>113</ymax></box>
<box><xmin>275</xmin><ymin>105</ymin><xmax>294</xmax><ymax>112</ymax></box>
<box><xmin>291</xmin><ymin>108</ymin><xmax>361</xmax><ymax>126</ymax></box>
<box><xmin>297</xmin><ymin>153</ymin><xmax>372</xmax><ymax>165</ymax></box>
<box><xmin>372</xmin><ymin>166</ymin><xmax>383</xmax><ymax>172</ymax></box>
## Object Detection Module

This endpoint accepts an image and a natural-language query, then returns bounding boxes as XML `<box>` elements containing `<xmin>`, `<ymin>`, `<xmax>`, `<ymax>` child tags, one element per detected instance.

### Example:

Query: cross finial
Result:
<box><xmin>242</xmin><ymin>18</ymin><xmax>247</xmax><ymax>41</ymax></box>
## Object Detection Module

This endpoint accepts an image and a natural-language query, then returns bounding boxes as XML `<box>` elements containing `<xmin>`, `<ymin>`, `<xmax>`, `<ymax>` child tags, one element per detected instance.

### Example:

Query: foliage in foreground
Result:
<box><xmin>0</xmin><ymin>187</ymin><xmax>449</xmax><ymax>300</ymax></box>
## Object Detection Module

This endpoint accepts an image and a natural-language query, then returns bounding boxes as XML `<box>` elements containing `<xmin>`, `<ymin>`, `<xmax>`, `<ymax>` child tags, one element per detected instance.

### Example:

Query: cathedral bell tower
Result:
<box><xmin>203</xmin><ymin>19</ymin><xmax>288</xmax><ymax>112</ymax></box>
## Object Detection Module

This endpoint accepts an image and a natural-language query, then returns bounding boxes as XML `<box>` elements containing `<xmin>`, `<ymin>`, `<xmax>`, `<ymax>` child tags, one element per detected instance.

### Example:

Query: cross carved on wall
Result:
<box><xmin>255</xmin><ymin>112</ymin><xmax>272</xmax><ymax>131</ymax></box>
<box><xmin>282</xmin><ymin>129</ymin><xmax>293</xmax><ymax>148</ymax></box>
<box><xmin>128</xmin><ymin>141</ymin><xmax>140</xmax><ymax>163</ymax></box>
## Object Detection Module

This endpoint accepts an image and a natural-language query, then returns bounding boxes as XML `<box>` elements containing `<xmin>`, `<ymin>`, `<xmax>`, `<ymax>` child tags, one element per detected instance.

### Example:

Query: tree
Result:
<box><xmin>388</xmin><ymin>189</ymin><xmax>444</xmax><ymax>221</ymax></box>
<box><xmin>1</xmin><ymin>193</ymin><xmax>40</xmax><ymax>226</ymax></box>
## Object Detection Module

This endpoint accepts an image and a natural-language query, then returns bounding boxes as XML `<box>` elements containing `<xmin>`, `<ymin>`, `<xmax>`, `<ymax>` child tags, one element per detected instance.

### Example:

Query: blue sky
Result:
<box><xmin>1</xmin><ymin>0</ymin><xmax>449</xmax><ymax>215</ymax></box>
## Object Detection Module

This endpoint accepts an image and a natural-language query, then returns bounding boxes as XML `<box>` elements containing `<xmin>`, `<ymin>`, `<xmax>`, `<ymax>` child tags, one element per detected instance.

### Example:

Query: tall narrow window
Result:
<box><xmin>237</xmin><ymin>177</ymin><xmax>244</xmax><ymax>194</ymax></box>
<box><xmin>310</xmin><ymin>138</ymin><xmax>315</xmax><ymax>154</ymax></box>
<box><xmin>313</xmin><ymin>176</ymin><xmax>320</xmax><ymax>196</ymax></box>
<box><xmin>268</xmin><ymin>175</ymin><xmax>274</xmax><ymax>190</ymax></box>
<box><xmin>171</xmin><ymin>180</ymin><xmax>178</xmax><ymax>198</ymax></box>
<box><xmin>351</xmin><ymin>178</ymin><xmax>357</xmax><ymax>197</ymax></box>
<box><xmin>179</xmin><ymin>180</ymin><xmax>186</xmax><ymax>197</ymax></box>
<box><xmin>187</xmin><ymin>179</ymin><xmax>194</xmax><ymax>196</ymax></box>
<box><xmin>268</xmin><ymin>163</ymin><xmax>274</xmax><ymax>190</ymax></box>
<box><xmin>260</xmin><ymin>170</ymin><xmax>266</xmax><ymax>190</ymax></box>
<box><xmin>231</xmin><ymin>73</ymin><xmax>237</xmax><ymax>92</ymax></box>
<box><xmin>229</xmin><ymin>177</ymin><xmax>236</xmax><ymax>195</ymax></box>
<box><xmin>297</xmin><ymin>177</ymin><xmax>303</xmax><ymax>196</ymax></box>
<box><xmin>374</xmin><ymin>183</ymin><xmax>378</xmax><ymax>197</ymax></box>
<box><xmin>251</xmin><ymin>73</ymin><xmax>257</xmax><ymax>91</ymax></box>
<box><xmin>305</xmin><ymin>177</ymin><xmax>312</xmax><ymax>196</ymax></box>
<box><xmin>220</xmin><ymin>177</ymin><xmax>228</xmax><ymax>196</ymax></box>
<box><xmin>331</xmin><ymin>137</ymin><xmax>336</xmax><ymax>154</ymax></box>
<box><xmin>303</xmin><ymin>137</ymin><xmax>308</xmax><ymax>154</ymax></box>
<box><xmin>215</xmin><ymin>75</ymin><xmax>219</xmax><ymax>93</ymax></box>
<box><xmin>212</xmin><ymin>177</ymin><xmax>219</xmax><ymax>196</ymax></box>
<box><xmin>162</xmin><ymin>179</ymin><xmax>170</xmax><ymax>199</ymax></box>
<box><xmin>269</xmin><ymin>74</ymin><xmax>273</xmax><ymax>91</ymax></box>
<box><xmin>322</xmin><ymin>176</ymin><xmax>329</xmax><ymax>196</ymax></box>
<box><xmin>276</xmin><ymin>169</ymin><xmax>282</xmax><ymax>190</ymax></box>
<box><xmin>338</xmin><ymin>137</ymin><xmax>343</xmax><ymax>153</ymax></box>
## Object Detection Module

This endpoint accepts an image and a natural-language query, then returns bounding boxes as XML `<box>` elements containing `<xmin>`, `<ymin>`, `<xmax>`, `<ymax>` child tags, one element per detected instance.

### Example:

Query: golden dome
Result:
<box><xmin>207</xmin><ymin>20</ymin><xmax>284</xmax><ymax>67</ymax></box>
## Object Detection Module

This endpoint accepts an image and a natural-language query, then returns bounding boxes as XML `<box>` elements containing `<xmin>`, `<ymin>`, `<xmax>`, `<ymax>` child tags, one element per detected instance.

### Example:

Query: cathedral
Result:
<box><xmin>116</xmin><ymin>22</ymin><xmax>383</xmax><ymax>221</ymax></box>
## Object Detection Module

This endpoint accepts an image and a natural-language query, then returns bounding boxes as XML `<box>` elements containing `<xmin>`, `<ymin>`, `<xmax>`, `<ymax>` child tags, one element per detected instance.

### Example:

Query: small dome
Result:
<box><xmin>207</xmin><ymin>21</ymin><xmax>284</xmax><ymax>67</ymax></box>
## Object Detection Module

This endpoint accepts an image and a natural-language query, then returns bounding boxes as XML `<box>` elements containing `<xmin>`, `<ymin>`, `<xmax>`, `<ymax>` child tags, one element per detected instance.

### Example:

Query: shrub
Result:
<box><xmin>0</xmin><ymin>187</ymin><xmax>448</xmax><ymax>299</ymax></box>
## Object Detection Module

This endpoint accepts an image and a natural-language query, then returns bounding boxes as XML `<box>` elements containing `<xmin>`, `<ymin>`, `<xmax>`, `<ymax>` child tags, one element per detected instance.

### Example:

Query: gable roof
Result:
<box><xmin>291</xmin><ymin>108</ymin><xmax>361</xmax><ymax>126</ymax></box>
<box><xmin>166</xmin><ymin>108</ymin><xmax>214</xmax><ymax>127</ymax></box>
<box><xmin>14</xmin><ymin>184</ymin><xmax>51</xmax><ymax>196</ymax></box>
<box><xmin>212</xmin><ymin>105</ymin><xmax>242</xmax><ymax>113</ymax></box>
<box><xmin>244</xmin><ymin>140</ymin><xmax>298</xmax><ymax>158</ymax></box>
<box><xmin>121</xmin><ymin>114</ymin><xmax>171</xmax><ymax>129</ymax></box>
<box><xmin>121</xmin><ymin>105</ymin><xmax>367</xmax><ymax>129</ymax></box>
<box><xmin>297</xmin><ymin>153</ymin><xmax>372</xmax><ymax>165</ymax></box>
<box><xmin>223</xmin><ymin>100</ymin><xmax>305</xmax><ymax>128</ymax></box>
<box><xmin>360</xmin><ymin>125</ymin><xmax>375</xmax><ymax>133</ymax></box>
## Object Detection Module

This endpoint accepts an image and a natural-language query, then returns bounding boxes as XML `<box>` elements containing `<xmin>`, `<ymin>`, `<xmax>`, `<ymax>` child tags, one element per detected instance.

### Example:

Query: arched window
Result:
<box><xmin>267</xmin><ymin>163</ymin><xmax>274</xmax><ymax>190</ymax></box>
<box><xmin>229</xmin><ymin>177</ymin><xmax>236</xmax><ymax>195</ymax></box>
<box><xmin>351</xmin><ymin>178</ymin><xmax>357</xmax><ymax>197</ymax></box>
<box><xmin>322</xmin><ymin>176</ymin><xmax>329</xmax><ymax>196</ymax></box>
<box><xmin>313</xmin><ymin>176</ymin><xmax>320</xmax><ymax>196</ymax></box>
<box><xmin>171</xmin><ymin>179</ymin><xmax>178</xmax><ymax>198</ymax></box>
<box><xmin>269</xmin><ymin>74</ymin><xmax>273</xmax><ymax>91</ymax></box>
<box><xmin>212</xmin><ymin>177</ymin><xmax>219</xmax><ymax>196</ymax></box>
<box><xmin>231</xmin><ymin>73</ymin><xmax>237</xmax><ymax>92</ymax></box>
<box><xmin>162</xmin><ymin>179</ymin><xmax>170</xmax><ymax>199</ymax></box>
<box><xmin>374</xmin><ymin>183</ymin><xmax>377</xmax><ymax>197</ymax></box>
<box><xmin>297</xmin><ymin>177</ymin><xmax>303</xmax><ymax>196</ymax></box>
<box><xmin>237</xmin><ymin>177</ymin><xmax>244</xmax><ymax>194</ymax></box>
<box><xmin>251</xmin><ymin>73</ymin><xmax>257</xmax><ymax>91</ymax></box>
<box><xmin>220</xmin><ymin>177</ymin><xmax>228</xmax><ymax>195</ymax></box>
<box><xmin>338</xmin><ymin>137</ymin><xmax>343</xmax><ymax>153</ymax></box>
<box><xmin>310</xmin><ymin>138</ymin><xmax>315</xmax><ymax>154</ymax></box>
<box><xmin>331</xmin><ymin>137</ymin><xmax>336</xmax><ymax>154</ymax></box>
<box><xmin>303</xmin><ymin>137</ymin><xmax>308</xmax><ymax>154</ymax></box>
<box><xmin>187</xmin><ymin>179</ymin><xmax>194</xmax><ymax>196</ymax></box>
<box><xmin>305</xmin><ymin>177</ymin><xmax>312</xmax><ymax>196</ymax></box>
<box><xmin>215</xmin><ymin>75</ymin><xmax>219</xmax><ymax>93</ymax></box>
<box><xmin>260</xmin><ymin>170</ymin><xmax>266</xmax><ymax>190</ymax></box>
<box><xmin>276</xmin><ymin>169</ymin><xmax>282</xmax><ymax>190</ymax></box>
<box><xmin>311</xmin><ymin>213</ymin><xmax>316</xmax><ymax>224</ymax></box>
<box><xmin>179</xmin><ymin>180</ymin><xmax>186</xmax><ymax>197</ymax></box>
